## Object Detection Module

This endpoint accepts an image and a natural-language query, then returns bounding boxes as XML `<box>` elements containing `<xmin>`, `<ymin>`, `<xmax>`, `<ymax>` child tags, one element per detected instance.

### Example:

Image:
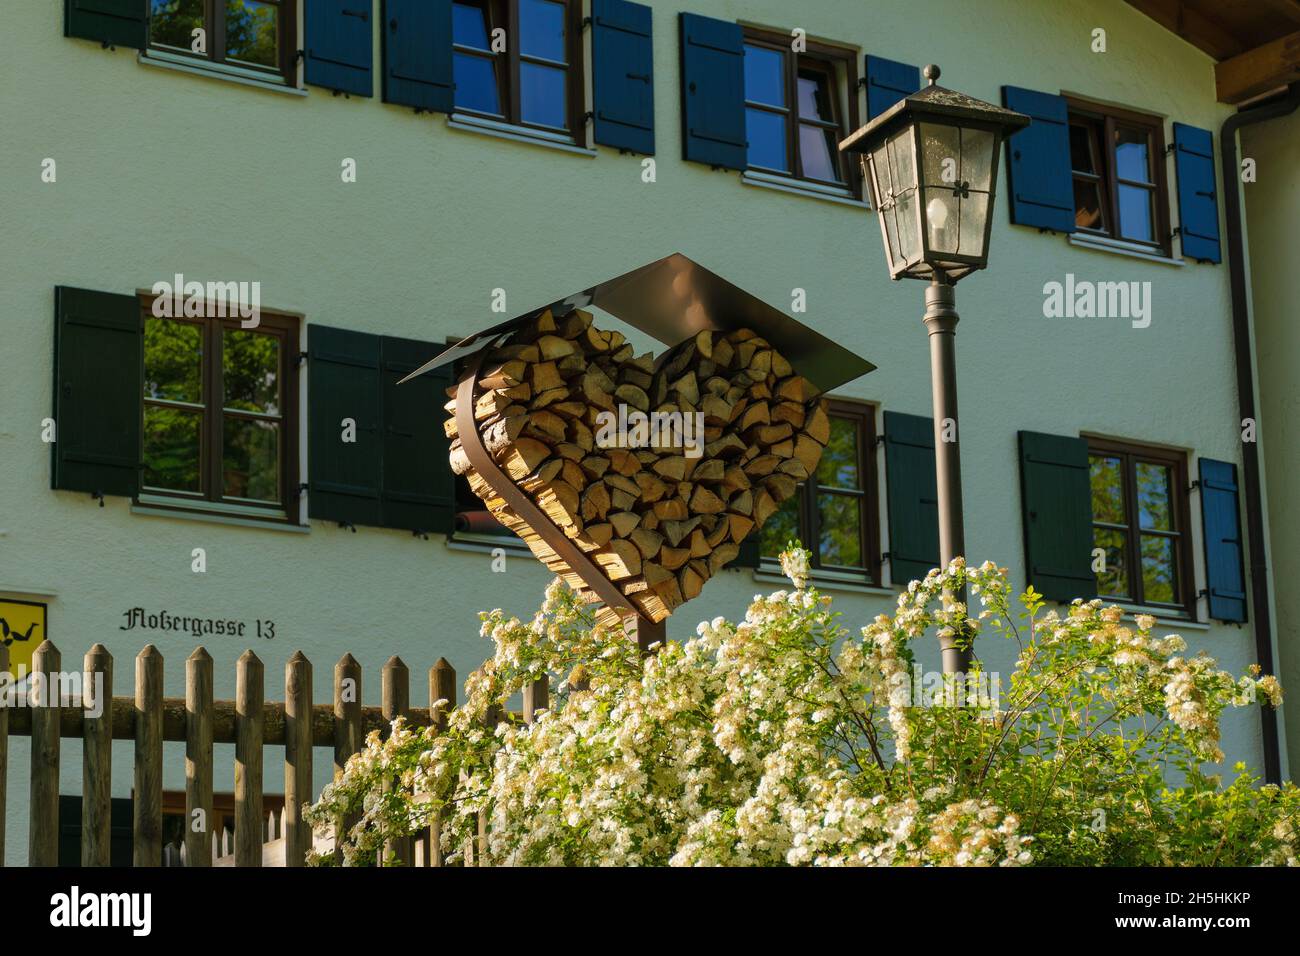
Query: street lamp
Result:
<box><xmin>840</xmin><ymin>64</ymin><xmax>1028</xmax><ymax>675</ymax></box>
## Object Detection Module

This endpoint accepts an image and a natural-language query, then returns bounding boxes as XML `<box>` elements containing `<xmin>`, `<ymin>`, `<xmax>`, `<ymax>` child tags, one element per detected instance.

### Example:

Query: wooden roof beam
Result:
<box><xmin>1124</xmin><ymin>0</ymin><xmax>1247</xmax><ymax>59</ymax></box>
<box><xmin>1216</xmin><ymin>30</ymin><xmax>1300</xmax><ymax>104</ymax></box>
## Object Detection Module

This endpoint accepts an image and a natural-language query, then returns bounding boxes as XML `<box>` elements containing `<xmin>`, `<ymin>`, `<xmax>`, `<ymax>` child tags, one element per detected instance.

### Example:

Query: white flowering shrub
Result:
<box><xmin>304</xmin><ymin>549</ymin><xmax>1298</xmax><ymax>867</ymax></box>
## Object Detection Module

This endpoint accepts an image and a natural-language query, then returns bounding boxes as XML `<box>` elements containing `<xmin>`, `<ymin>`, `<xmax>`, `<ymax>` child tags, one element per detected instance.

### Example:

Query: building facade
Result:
<box><xmin>1</xmin><ymin>0</ymin><xmax>1295</xmax><ymax>864</ymax></box>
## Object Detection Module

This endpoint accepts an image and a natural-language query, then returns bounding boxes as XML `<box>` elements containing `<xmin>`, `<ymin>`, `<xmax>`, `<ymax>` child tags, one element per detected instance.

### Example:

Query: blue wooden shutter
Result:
<box><xmin>883</xmin><ymin>412</ymin><xmax>940</xmax><ymax>585</ymax></box>
<box><xmin>864</xmin><ymin>55</ymin><xmax>919</xmax><ymax>120</ymax></box>
<box><xmin>380</xmin><ymin>335</ymin><xmax>454</xmax><ymax>534</ymax></box>
<box><xmin>1001</xmin><ymin>87</ymin><xmax>1076</xmax><ymax>233</ymax></box>
<box><xmin>1173</xmin><ymin>123</ymin><xmax>1222</xmax><ymax>264</ymax></box>
<box><xmin>52</xmin><ymin>286</ymin><xmax>142</xmax><ymax>498</ymax></box>
<box><xmin>306</xmin><ymin>0</ymin><xmax>375</xmax><ymax>97</ymax></box>
<box><xmin>382</xmin><ymin>0</ymin><xmax>452</xmax><ymax>112</ymax></box>
<box><xmin>1017</xmin><ymin>431</ymin><xmax>1096</xmax><ymax>603</ymax></box>
<box><xmin>592</xmin><ymin>0</ymin><xmax>655</xmax><ymax>155</ymax></box>
<box><xmin>678</xmin><ymin>13</ymin><xmax>745</xmax><ymax>170</ymax></box>
<box><xmin>308</xmin><ymin>326</ymin><xmax>383</xmax><ymax>527</ymax></box>
<box><xmin>1199</xmin><ymin>458</ymin><xmax>1246</xmax><ymax>622</ymax></box>
<box><xmin>64</xmin><ymin>0</ymin><xmax>148</xmax><ymax>49</ymax></box>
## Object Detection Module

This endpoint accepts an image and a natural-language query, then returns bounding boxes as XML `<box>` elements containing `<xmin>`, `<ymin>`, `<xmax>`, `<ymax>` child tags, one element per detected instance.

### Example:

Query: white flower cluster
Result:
<box><xmin>304</xmin><ymin>547</ymin><xmax>1292</xmax><ymax>868</ymax></box>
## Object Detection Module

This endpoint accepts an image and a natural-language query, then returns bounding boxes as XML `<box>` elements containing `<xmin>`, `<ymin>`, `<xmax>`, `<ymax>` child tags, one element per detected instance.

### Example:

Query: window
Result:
<box><xmin>761</xmin><ymin>401</ymin><xmax>879</xmax><ymax>581</ymax></box>
<box><xmin>453</xmin><ymin>0</ymin><xmax>584</xmax><ymax>137</ymax></box>
<box><xmin>742</xmin><ymin>29</ymin><xmax>859</xmax><ymax>192</ymax></box>
<box><xmin>149</xmin><ymin>1</ymin><xmax>297</xmax><ymax>84</ymax></box>
<box><xmin>1067</xmin><ymin>99</ymin><xmax>1170</xmax><ymax>252</ymax></box>
<box><xmin>141</xmin><ymin>297</ymin><xmax>299</xmax><ymax>521</ymax></box>
<box><xmin>1088</xmin><ymin>438</ymin><xmax>1193</xmax><ymax>613</ymax></box>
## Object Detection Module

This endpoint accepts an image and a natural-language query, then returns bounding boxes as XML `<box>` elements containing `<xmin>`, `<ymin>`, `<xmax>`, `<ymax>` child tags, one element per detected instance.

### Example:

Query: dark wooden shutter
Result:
<box><xmin>734</xmin><ymin>531</ymin><xmax>761</xmax><ymax>568</ymax></box>
<box><xmin>307</xmin><ymin>325</ymin><xmax>383</xmax><ymax>527</ymax></box>
<box><xmin>305</xmin><ymin>0</ymin><xmax>375</xmax><ymax>97</ymax></box>
<box><xmin>883</xmin><ymin>412</ymin><xmax>939</xmax><ymax>584</ymax></box>
<box><xmin>678</xmin><ymin>13</ymin><xmax>745</xmax><ymax>170</ymax></box>
<box><xmin>1017</xmin><ymin>431</ymin><xmax>1096</xmax><ymax>603</ymax></box>
<box><xmin>864</xmin><ymin>55</ymin><xmax>919</xmax><ymax>120</ymax></box>
<box><xmin>1199</xmin><ymin>458</ymin><xmax>1246</xmax><ymax>622</ymax></box>
<box><xmin>58</xmin><ymin>795</ymin><xmax>134</xmax><ymax>867</ymax></box>
<box><xmin>382</xmin><ymin>0</ymin><xmax>453</xmax><ymax>112</ymax></box>
<box><xmin>380</xmin><ymin>335</ymin><xmax>454</xmax><ymax>534</ymax></box>
<box><xmin>64</xmin><ymin>0</ymin><xmax>148</xmax><ymax>49</ymax></box>
<box><xmin>1173</xmin><ymin>122</ymin><xmax>1222</xmax><ymax>264</ymax></box>
<box><xmin>1001</xmin><ymin>87</ymin><xmax>1076</xmax><ymax>233</ymax></box>
<box><xmin>592</xmin><ymin>0</ymin><xmax>655</xmax><ymax>155</ymax></box>
<box><xmin>52</xmin><ymin>286</ymin><xmax>142</xmax><ymax>498</ymax></box>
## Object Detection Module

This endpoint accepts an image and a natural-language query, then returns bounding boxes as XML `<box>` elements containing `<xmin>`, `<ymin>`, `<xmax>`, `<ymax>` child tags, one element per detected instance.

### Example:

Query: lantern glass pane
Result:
<box><xmin>871</xmin><ymin>144</ymin><xmax>892</xmax><ymax>197</ymax></box>
<box><xmin>888</xmin><ymin>128</ymin><xmax>917</xmax><ymax>191</ymax></box>
<box><xmin>896</xmin><ymin>187</ymin><xmax>920</xmax><ymax>262</ymax></box>
<box><xmin>958</xmin><ymin>190</ymin><xmax>990</xmax><ymax>256</ymax></box>
<box><xmin>920</xmin><ymin>122</ymin><xmax>960</xmax><ymax>190</ymax></box>
<box><xmin>924</xmin><ymin>187</ymin><xmax>961</xmax><ymax>254</ymax></box>
<box><xmin>961</xmin><ymin>127</ymin><xmax>996</xmax><ymax>192</ymax></box>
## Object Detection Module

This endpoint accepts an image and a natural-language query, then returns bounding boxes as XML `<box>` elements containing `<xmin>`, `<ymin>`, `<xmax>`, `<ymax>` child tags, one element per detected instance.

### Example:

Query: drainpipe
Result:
<box><xmin>1219</xmin><ymin>82</ymin><xmax>1300</xmax><ymax>786</ymax></box>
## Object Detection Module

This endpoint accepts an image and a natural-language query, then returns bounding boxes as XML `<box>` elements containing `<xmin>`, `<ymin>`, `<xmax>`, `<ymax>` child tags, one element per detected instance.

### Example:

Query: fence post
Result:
<box><xmin>477</xmin><ymin>697</ymin><xmax>501</xmax><ymax>867</ymax></box>
<box><xmin>82</xmin><ymin>644</ymin><xmax>113</xmax><ymax>867</ymax></box>
<box><xmin>426</xmin><ymin>658</ymin><xmax>456</xmax><ymax>867</ymax></box>
<box><xmin>29</xmin><ymin>640</ymin><xmax>60</xmax><ymax>866</ymax></box>
<box><xmin>0</xmin><ymin>642</ymin><xmax>9</xmax><ymax>866</ymax></box>
<box><xmin>235</xmin><ymin>649</ymin><xmax>264</xmax><ymax>868</ymax></box>
<box><xmin>285</xmin><ymin>651</ymin><xmax>312</xmax><ymax>867</ymax></box>
<box><xmin>380</xmin><ymin>655</ymin><xmax>412</xmax><ymax>866</ymax></box>
<box><xmin>333</xmin><ymin>653</ymin><xmax>362</xmax><ymax>863</ymax></box>
<box><xmin>186</xmin><ymin>648</ymin><xmax>214</xmax><ymax>868</ymax></box>
<box><xmin>134</xmin><ymin>645</ymin><xmax>164</xmax><ymax>867</ymax></box>
<box><xmin>523</xmin><ymin>677</ymin><xmax>549</xmax><ymax>724</ymax></box>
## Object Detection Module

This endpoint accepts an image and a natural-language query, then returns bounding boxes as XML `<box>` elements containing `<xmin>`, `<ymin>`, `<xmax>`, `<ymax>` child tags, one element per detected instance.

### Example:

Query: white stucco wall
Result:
<box><xmin>0</xmin><ymin>0</ymin><xmax>1272</xmax><ymax>864</ymax></box>
<box><xmin>1242</xmin><ymin>107</ymin><xmax>1300</xmax><ymax>784</ymax></box>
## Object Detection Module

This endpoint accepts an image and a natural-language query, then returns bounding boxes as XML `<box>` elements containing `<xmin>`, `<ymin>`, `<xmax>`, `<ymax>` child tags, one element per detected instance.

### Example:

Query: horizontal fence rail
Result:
<box><xmin>0</xmin><ymin>640</ymin><xmax>472</xmax><ymax>868</ymax></box>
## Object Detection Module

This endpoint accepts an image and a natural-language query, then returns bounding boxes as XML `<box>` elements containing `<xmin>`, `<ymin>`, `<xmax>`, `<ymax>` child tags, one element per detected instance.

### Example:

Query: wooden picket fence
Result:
<box><xmin>0</xmin><ymin>639</ymin><xmax>537</xmax><ymax>867</ymax></box>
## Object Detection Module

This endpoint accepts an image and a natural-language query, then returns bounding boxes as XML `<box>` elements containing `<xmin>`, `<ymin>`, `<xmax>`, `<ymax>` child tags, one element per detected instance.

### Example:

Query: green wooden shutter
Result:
<box><xmin>883</xmin><ymin>411</ymin><xmax>939</xmax><ymax>584</ymax></box>
<box><xmin>380</xmin><ymin>335</ymin><xmax>454</xmax><ymax>534</ymax></box>
<box><xmin>65</xmin><ymin>0</ymin><xmax>148</xmax><ymax>50</ymax></box>
<box><xmin>678</xmin><ymin>13</ymin><xmax>746</xmax><ymax>170</ymax></box>
<box><xmin>52</xmin><ymin>286</ymin><xmax>142</xmax><ymax>498</ymax></box>
<box><xmin>1017</xmin><ymin>431</ymin><xmax>1097</xmax><ymax>603</ymax></box>
<box><xmin>307</xmin><ymin>325</ymin><xmax>383</xmax><ymax>527</ymax></box>
<box><xmin>1199</xmin><ymin>458</ymin><xmax>1247</xmax><ymax>622</ymax></box>
<box><xmin>734</xmin><ymin>531</ymin><xmax>761</xmax><ymax>568</ymax></box>
<box><xmin>58</xmin><ymin>795</ymin><xmax>134</xmax><ymax>867</ymax></box>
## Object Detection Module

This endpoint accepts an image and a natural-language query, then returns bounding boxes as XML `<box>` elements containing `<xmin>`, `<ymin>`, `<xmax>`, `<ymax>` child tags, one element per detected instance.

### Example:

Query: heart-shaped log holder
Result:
<box><xmin>401</xmin><ymin>254</ymin><xmax>875</xmax><ymax>647</ymax></box>
<box><xmin>446</xmin><ymin>308</ymin><xmax>831</xmax><ymax>639</ymax></box>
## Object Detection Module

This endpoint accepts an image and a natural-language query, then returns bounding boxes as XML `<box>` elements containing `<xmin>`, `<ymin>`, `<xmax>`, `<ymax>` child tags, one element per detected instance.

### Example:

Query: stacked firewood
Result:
<box><xmin>445</xmin><ymin>308</ymin><xmax>828</xmax><ymax>624</ymax></box>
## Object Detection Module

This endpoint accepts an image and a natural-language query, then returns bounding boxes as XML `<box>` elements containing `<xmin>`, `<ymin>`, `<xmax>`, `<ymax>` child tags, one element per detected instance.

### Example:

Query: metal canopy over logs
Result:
<box><xmin>400</xmin><ymin>253</ymin><xmax>875</xmax><ymax>394</ymax></box>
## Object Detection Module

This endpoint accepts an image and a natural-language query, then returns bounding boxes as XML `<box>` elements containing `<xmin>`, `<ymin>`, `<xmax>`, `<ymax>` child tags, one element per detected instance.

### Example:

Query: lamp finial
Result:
<box><xmin>923</xmin><ymin>64</ymin><xmax>941</xmax><ymax>86</ymax></box>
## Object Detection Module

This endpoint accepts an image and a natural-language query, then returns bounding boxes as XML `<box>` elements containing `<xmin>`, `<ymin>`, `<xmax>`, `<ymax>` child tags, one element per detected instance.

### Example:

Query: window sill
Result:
<box><xmin>446</xmin><ymin>534</ymin><xmax>530</xmax><ymax>556</ymax></box>
<box><xmin>138</xmin><ymin>49</ymin><xmax>306</xmax><ymax>97</ymax></box>
<box><xmin>447</xmin><ymin>113</ymin><xmax>596</xmax><ymax>157</ymax></box>
<box><xmin>741</xmin><ymin>170</ymin><xmax>869</xmax><ymax>209</ymax></box>
<box><xmin>753</xmin><ymin>566</ymin><xmax>891</xmax><ymax>597</ymax></box>
<box><xmin>1096</xmin><ymin>601</ymin><xmax>1209</xmax><ymax>630</ymax></box>
<box><xmin>132</xmin><ymin>496</ymin><xmax>308</xmax><ymax>533</ymax></box>
<box><xmin>1067</xmin><ymin>232</ymin><xmax>1184</xmax><ymax>266</ymax></box>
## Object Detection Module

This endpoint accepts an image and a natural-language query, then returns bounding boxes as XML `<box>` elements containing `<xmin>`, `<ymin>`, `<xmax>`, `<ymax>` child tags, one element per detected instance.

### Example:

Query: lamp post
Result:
<box><xmin>840</xmin><ymin>65</ymin><xmax>1029</xmax><ymax>675</ymax></box>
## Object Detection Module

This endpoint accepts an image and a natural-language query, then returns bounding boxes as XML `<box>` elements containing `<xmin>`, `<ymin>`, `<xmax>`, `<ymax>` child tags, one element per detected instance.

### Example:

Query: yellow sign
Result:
<box><xmin>0</xmin><ymin>599</ymin><xmax>46</xmax><ymax>678</ymax></box>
